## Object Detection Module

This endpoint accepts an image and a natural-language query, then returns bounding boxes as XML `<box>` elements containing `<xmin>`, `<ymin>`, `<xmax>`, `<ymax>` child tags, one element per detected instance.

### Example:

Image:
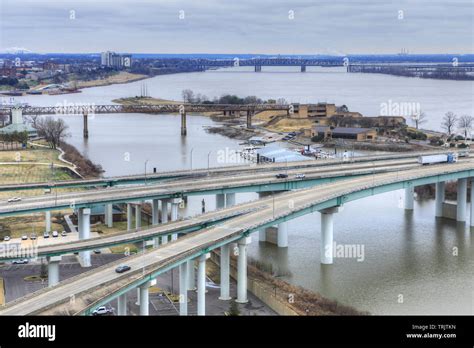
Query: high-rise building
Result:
<box><xmin>100</xmin><ymin>51</ymin><xmax>132</xmax><ymax>69</ymax></box>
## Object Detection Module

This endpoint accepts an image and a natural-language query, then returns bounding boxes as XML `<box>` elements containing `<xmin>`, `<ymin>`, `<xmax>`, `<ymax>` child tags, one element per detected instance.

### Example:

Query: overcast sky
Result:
<box><xmin>0</xmin><ymin>0</ymin><xmax>472</xmax><ymax>54</ymax></box>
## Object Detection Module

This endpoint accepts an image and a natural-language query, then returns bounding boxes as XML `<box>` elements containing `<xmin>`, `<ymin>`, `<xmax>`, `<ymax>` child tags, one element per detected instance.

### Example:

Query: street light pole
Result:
<box><xmin>144</xmin><ymin>159</ymin><xmax>149</xmax><ymax>185</ymax></box>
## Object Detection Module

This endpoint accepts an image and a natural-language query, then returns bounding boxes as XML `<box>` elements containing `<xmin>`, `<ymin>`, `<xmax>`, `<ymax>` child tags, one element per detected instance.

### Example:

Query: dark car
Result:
<box><xmin>115</xmin><ymin>265</ymin><xmax>131</xmax><ymax>273</ymax></box>
<box><xmin>275</xmin><ymin>173</ymin><xmax>288</xmax><ymax>179</ymax></box>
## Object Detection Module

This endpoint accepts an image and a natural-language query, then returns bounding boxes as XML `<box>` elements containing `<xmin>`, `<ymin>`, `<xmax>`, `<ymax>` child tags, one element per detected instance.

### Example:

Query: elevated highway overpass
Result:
<box><xmin>0</xmin><ymin>150</ymin><xmax>457</xmax><ymax>193</ymax></box>
<box><xmin>1</xmin><ymin>160</ymin><xmax>473</xmax><ymax>315</ymax></box>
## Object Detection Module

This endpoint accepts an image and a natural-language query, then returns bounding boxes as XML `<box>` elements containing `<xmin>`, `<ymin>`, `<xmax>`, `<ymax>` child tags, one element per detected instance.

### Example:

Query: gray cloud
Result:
<box><xmin>0</xmin><ymin>0</ymin><xmax>472</xmax><ymax>53</ymax></box>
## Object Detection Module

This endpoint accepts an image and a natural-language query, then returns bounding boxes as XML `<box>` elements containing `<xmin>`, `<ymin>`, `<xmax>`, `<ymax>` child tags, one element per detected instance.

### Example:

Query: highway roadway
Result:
<box><xmin>1</xmin><ymin>160</ymin><xmax>473</xmax><ymax>315</ymax></box>
<box><xmin>0</xmin><ymin>150</ymin><xmax>460</xmax><ymax>193</ymax></box>
<box><xmin>0</xmin><ymin>155</ymin><xmax>462</xmax><ymax>217</ymax></box>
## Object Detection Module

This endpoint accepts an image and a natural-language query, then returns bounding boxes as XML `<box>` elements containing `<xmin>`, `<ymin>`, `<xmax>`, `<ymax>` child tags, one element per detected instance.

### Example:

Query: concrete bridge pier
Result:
<box><xmin>45</xmin><ymin>210</ymin><xmax>51</xmax><ymax>233</ymax></box>
<box><xmin>179</xmin><ymin>262</ymin><xmax>188</xmax><ymax>315</ymax></box>
<box><xmin>404</xmin><ymin>187</ymin><xmax>414</xmax><ymax>210</ymax></box>
<box><xmin>117</xmin><ymin>293</ymin><xmax>127</xmax><ymax>315</ymax></box>
<box><xmin>152</xmin><ymin>199</ymin><xmax>159</xmax><ymax>247</ymax></box>
<box><xmin>181</xmin><ymin>111</ymin><xmax>187</xmax><ymax>136</ymax></box>
<box><xmin>187</xmin><ymin>259</ymin><xmax>196</xmax><ymax>290</ymax></box>
<box><xmin>139</xmin><ymin>282</ymin><xmax>150</xmax><ymax>315</ymax></box>
<box><xmin>135</xmin><ymin>203</ymin><xmax>142</xmax><ymax>229</ymax></box>
<box><xmin>435</xmin><ymin>182</ymin><xmax>445</xmax><ymax>217</ymax></box>
<box><xmin>47</xmin><ymin>256</ymin><xmax>61</xmax><ymax>287</ymax></box>
<box><xmin>246</xmin><ymin>110</ymin><xmax>253</xmax><ymax>129</ymax></box>
<box><xmin>320</xmin><ymin>206</ymin><xmax>342</xmax><ymax>265</ymax></box>
<box><xmin>254</xmin><ymin>65</ymin><xmax>262</xmax><ymax>72</ymax></box>
<box><xmin>197</xmin><ymin>253</ymin><xmax>210</xmax><ymax>315</ymax></box>
<box><xmin>161</xmin><ymin>199</ymin><xmax>169</xmax><ymax>244</ymax></box>
<box><xmin>104</xmin><ymin>203</ymin><xmax>113</xmax><ymax>228</ymax></box>
<box><xmin>277</xmin><ymin>222</ymin><xmax>288</xmax><ymax>248</ymax></box>
<box><xmin>78</xmin><ymin>208</ymin><xmax>91</xmax><ymax>267</ymax></box>
<box><xmin>236</xmin><ymin>237</ymin><xmax>251</xmax><ymax>303</ymax></box>
<box><xmin>225</xmin><ymin>193</ymin><xmax>236</xmax><ymax>207</ymax></box>
<box><xmin>301</xmin><ymin>65</ymin><xmax>306</xmax><ymax>72</ymax></box>
<box><xmin>457</xmin><ymin>178</ymin><xmax>467</xmax><ymax>222</ymax></box>
<box><xmin>170</xmin><ymin>198</ymin><xmax>182</xmax><ymax>240</ymax></box>
<box><xmin>126</xmin><ymin>203</ymin><xmax>133</xmax><ymax>230</ymax></box>
<box><xmin>218</xmin><ymin>244</ymin><xmax>231</xmax><ymax>300</ymax></box>
<box><xmin>216</xmin><ymin>194</ymin><xmax>226</xmax><ymax>210</ymax></box>
<box><xmin>83</xmin><ymin>112</ymin><xmax>89</xmax><ymax>138</ymax></box>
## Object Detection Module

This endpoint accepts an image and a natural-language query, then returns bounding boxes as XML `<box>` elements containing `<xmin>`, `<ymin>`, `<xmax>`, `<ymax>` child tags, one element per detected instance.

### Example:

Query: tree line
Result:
<box><xmin>181</xmin><ymin>89</ymin><xmax>287</xmax><ymax>105</ymax></box>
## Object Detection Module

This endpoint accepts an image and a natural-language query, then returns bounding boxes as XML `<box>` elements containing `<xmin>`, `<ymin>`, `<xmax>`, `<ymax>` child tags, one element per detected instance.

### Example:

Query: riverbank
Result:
<box><xmin>208</xmin><ymin>250</ymin><xmax>367</xmax><ymax>316</ymax></box>
<box><xmin>75</xmin><ymin>71</ymin><xmax>148</xmax><ymax>90</ymax></box>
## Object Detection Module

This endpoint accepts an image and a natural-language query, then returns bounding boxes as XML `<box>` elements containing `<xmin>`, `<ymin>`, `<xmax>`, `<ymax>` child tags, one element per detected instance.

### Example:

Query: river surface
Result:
<box><xmin>12</xmin><ymin>67</ymin><xmax>473</xmax><ymax>314</ymax></box>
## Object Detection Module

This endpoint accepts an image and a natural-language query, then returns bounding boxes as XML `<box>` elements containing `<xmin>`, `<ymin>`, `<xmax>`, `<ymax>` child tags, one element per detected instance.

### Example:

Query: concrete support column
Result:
<box><xmin>83</xmin><ymin>112</ymin><xmax>89</xmax><ymax>138</ymax></box>
<box><xmin>187</xmin><ymin>260</ymin><xmax>196</xmax><ymax>291</ymax></box>
<box><xmin>236</xmin><ymin>237</ymin><xmax>251</xmax><ymax>303</ymax></box>
<box><xmin>135</xmin><ymin>203</ymin><xmax>142</xmax><ymax>229</ymax></box>
<box><xmin>259</xmin><ymin>229</ymin><xmax>266</xmax><ymax>242</ymax></box>
<box><xmin>45</xmin><ymin>211</ymin><xmax>51</xmax><ymax>233</ymax></box>
<box><xmin>216</xmin><ymin>194</ymin><xmax>225</xmax><ymax>209</ymax></box>
<box><xmin>404</xmin><ymin>187</ymin><xmax>414</xmax><ymax>210</ymax></box>
<box><xmin>320</xmin><ymin>206</ymin><xmax>341</xmax><ymax>265</ymax></box>
<box><xmin>126</xmin><ymin>203</ymin><xmax>133</xmax><ymax>231</ymax></box>
<box><xmin>105</xmin><ymin>204</ymin><xmax>113</xmax><ymax>228</ymax></box>
<box><xmin>161</xmin><ymin>199</ymin><xmax>169</xmax><ymax>223</ymax></box>
<box><xmin>139</xmin><ymin>282</ymin><xmax>150</xmax><ymax>316</ymax></box>
<box><xmin>181</xmin><ymin>111</ymin><xmax>187</xmax><ymax>136</ymax></box>
<box><xmin>471</xmin><ymin>178</ymin><xmax>474</xmax><ymax>227</ymax></box>
<box><xmin>117</xmin><ymin>293</ymin><xmax>127</xmax><ymax>315</ymax></box>
<box><xmin>457</xmin><ymin>178</ymin><xmax>467</xmax><ymax>222</ymax></box>
<box><xmin>47</xmin><ymin>256</ymin><xmax>61</xmax><ymax>287</ymax></box>
<box><xmin>197</xmin><ymin>253</ymin><xmax>210</xmax><ymax>316</ymax></box>
<box><xmin>152</xmin><ymin>199</ymin><xmax>159</xmax><ymax>247</ymax></box>
<box><xmin>435</xmin><ymin>182</ymin><xmax>445</xmax><ymax>217</ymax></box>
<box><xmin>225</xmin><ymin>193</ymin><xmax>236</xmax><ymax>207</ymax></box>
<box><xmin>78</xmin><ymin>208</ymin><xmax>91</xmax><ymax>267</ymax></box>
<box><xmin>219</xmin><ymin>244</ymin><xmax>231</xmax><ymax>300</ymax></box>
<box><xmin>170</xmin><ymin>198</ymin><xmax>181</xmax><ymax>241</ymax></box>
<box><xmin>179</xmin><ymin>263</ymin><xmax>188</xmax><ymax>316</ymax></box>
<box><xmin>277</xmin><ymin>221</ymin><xmax>288</xmax><ymax>248</ymax></box>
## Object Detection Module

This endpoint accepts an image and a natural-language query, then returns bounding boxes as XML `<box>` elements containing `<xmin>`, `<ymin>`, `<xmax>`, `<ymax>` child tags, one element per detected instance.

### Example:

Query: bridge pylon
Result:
<box><xmin>181</xmin><ymin>111</ymin><xmax>187</xmax><ymax>136</ymax></box>
<box><xmin>83</xmin><ymin>112</ymin><xmax>89</xmax><ymax>138</ymax></box>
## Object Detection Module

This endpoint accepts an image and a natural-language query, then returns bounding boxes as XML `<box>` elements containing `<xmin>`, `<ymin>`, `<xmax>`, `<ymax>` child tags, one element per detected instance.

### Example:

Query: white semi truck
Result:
<box><xmin>418</xmin><ymin>153</ymin><xmax>458</xmax><ymax>165</ymax></box>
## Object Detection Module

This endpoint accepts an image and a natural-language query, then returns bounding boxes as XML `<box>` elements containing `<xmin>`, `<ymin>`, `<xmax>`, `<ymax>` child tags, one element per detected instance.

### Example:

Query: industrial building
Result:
<box><xmin>100</xmin><ymin>51</ymin><xmax>132</xmax><ymax>69</ymax></box>
<box><xmin>311</xmin><ymin>126</ymin><xmax>377</xmax><ymax>141</ymax></box>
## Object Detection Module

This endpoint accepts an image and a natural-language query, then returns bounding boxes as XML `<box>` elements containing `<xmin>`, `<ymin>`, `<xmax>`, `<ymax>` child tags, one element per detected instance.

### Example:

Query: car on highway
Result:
<box><xmin>30</xmin><ymin>234</ymin><xmax>37</xmax><ymax>240</ymax></box>
<box><xmin>294</xmin><ymin>173</ymin><xmax>306</xmax><ymax>179</ymax></box>
<box><xmin>7</xmin><ymin>197</ymin><xmax>21</xmax><ymax>203</ymax></box>
<box><xmin>3</xmin><ymin>236</ymin><xmax>10</xmax><ymax>241</ymax></box>
<box><xmin>275</xmin><ymin>173</ymin><xmax>288</xmax><ymax>179</ymax></box>
<box><xmin>43</xmin><ymin>232</ymin><xmax>50</xmax><ymax>238</ymax></box>
<box><xmin>93</xmin><ymin>249</ymin><xmax>102</xmax><ymax>254</ymax></box>
<box><xmin>12</xmin><ymin>259</ymin><xmax>29</xmax><ymax>264</ymax></box>
<box><xmin>52</xmin><ymin>231</ymin><xmax>59</xmax><ymax>238</ymax></box>
<box><xmin>92</xmin><ymin>306</ymin><xmax>114</xmax><ymax>316</ymax></box>
<box><xmin>115</xmin><ymin>265</ymin><xmax>131</xmax><ymax>273</ymax></box>
<box><xmin>21</xmin><ymin>235</ymin><xmax>28</xmax><ymax>240</ymax></box>
<box><xmin>61</xmin><ymin>231</ymin><xmax>67</xmax><ymax>237</ymax></box>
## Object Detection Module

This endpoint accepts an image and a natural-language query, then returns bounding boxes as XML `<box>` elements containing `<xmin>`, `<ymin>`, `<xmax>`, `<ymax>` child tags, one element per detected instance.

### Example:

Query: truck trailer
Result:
<box><xmin>418</xmin><ymin>153</ymin><xmax>457</xmax><ymax>165</ymax></box>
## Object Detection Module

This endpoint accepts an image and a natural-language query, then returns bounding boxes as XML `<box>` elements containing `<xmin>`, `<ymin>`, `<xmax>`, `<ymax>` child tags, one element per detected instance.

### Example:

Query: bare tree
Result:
<box><xmin>411</xmin><ymin>111</ymin><xmax>427</xmax><ymax>130</ymax></box>
<box><xmin>276</xmin><ymin>98</ymin><xmax>288</xmax><ymax>105</ymax></box>
<box><xmin>458</xmin><ymin>115</ymin><xmax>474</xmax><ymax>139</ymax></box>
<box><xmin>36</xmin><ymin>117</ymin><xmax>69</xmax><ymax>149</ymax></box>
<box><xmin>27</xmin><ymin>114</ymin><xmax>41</xmax><ymax>129</ymax></box>
<box><xmin>441</xmin><ymin>112</ymin><xmax>457</xmax><ymax>135</ymax></box>
<box><xmin>181</xmin><ymin>89</ymin><xmax>195</xmax><ymax>103</ymax></box>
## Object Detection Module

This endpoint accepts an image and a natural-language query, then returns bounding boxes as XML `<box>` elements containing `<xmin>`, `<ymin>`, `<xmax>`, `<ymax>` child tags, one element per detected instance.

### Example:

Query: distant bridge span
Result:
<box><xmin>1</xmin><ymin>103</ymin><xmax>291</xmax><ymax>136</ymax></box>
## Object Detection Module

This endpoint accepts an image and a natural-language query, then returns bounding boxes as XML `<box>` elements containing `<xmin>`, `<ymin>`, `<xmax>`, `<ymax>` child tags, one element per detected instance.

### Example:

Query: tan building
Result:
<box><xmin>311</xmin><ymin>126</ymin><xmax>377</xmax><ymax>142</ymax></box>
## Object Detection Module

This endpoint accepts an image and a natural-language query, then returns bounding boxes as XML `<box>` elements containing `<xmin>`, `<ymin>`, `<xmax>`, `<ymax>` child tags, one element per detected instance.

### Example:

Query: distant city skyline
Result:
<box><xmin>0</xmin><ymin>0</ymin><xmax>473</xmax><ymax>54</ymax></box>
